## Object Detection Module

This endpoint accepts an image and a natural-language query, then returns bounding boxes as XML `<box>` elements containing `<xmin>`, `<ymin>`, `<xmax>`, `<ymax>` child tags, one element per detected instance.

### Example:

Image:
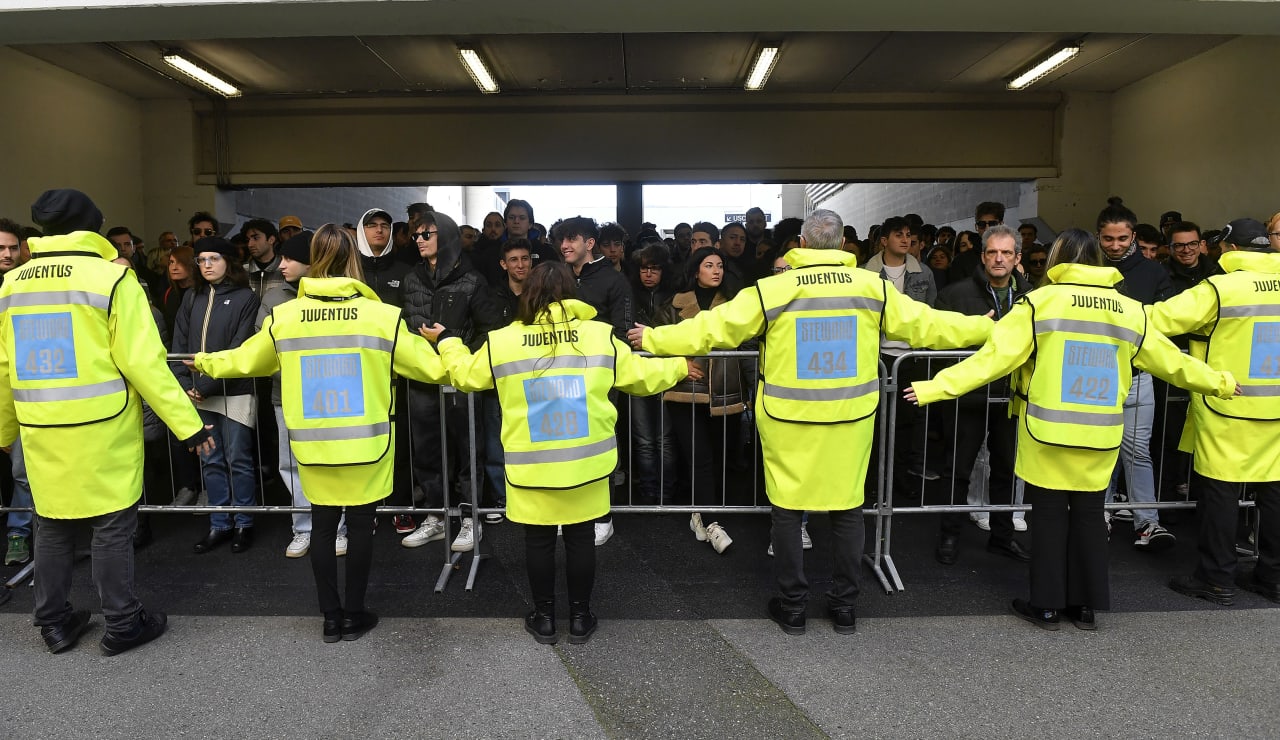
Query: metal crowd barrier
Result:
<box><xmin>0</xmin><ymin>350</ymin><xmax>1263</xmax><ymax>597</ymax></box>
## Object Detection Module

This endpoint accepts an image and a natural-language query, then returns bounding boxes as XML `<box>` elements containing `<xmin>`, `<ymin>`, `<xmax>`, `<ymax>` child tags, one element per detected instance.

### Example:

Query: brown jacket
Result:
<box><xmin>662</xmin><ymin>291</ymin><xmax>747</xmax><ymax>415</ymax></box>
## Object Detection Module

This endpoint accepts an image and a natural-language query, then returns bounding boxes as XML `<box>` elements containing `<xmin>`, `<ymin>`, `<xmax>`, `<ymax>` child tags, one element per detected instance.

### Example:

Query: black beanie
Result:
<box><xmin>278</xmin><ymin>231</ymin><xmax>314</xmax><ymax>265</ymax></box>
<box><xmin>193</xmin><ymin>236</ymin><xmax>240</xmax><ymax>262</ymax></box>
<box><xmin>30</xmin><ymin>188</ymin><xmax>104</xmax><ymax>236</ymax></box>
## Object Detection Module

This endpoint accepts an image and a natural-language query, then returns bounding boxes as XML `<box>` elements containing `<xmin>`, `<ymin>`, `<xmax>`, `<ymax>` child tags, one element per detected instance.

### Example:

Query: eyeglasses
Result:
<box><xmin>196</xmin><ymin>255</ymin><xmax>224</xmax><ymax>265</ymax></box>
<box><xmin>975</xmin><ymin>220</ymin><xmax>1001</xmax><ymax>229</ymax></box>
<box><xmin>1270</xmin><ymin>232</ymin><xmax>1280</xmax><ymax>239</ymax></box>
<box><xmin>412</xmin><ymin>230</ymin><xmax>437</xmax><ymax>241</ymax></box>
<box><xmin>772</xmin><ymin>266</ymin><xmax>792</xmax><ymax>274</ymax></box>
<box><xmin>1171</xmin><ymin>241</ymin><xmax>1202</xmax><ymax>251</ymax></box>
<box><xmin>191</xmin><ymin>228</ymin><xmax>216</xmax><ymax>237</ymax></box>
<box><xmin>638</xmin><ymin>265</ymin><xmax>662</xmax><ymax>273</ymax></box>
<box><xmin>1026</xmin><ymin>259</ymin><xmax>1047</xmax><ymax>267</ymax></box>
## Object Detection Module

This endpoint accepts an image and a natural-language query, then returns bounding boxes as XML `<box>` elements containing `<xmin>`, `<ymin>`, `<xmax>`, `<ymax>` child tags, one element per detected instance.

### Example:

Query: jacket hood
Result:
<box><xmin>1045</xmin><ymin>263</ymin><xmax>1123</xmax><ymax>287</ymax></box>
<box><xmin>28</xmin><ymin>231</ymin><xmax>117</xmax><ymax>260</ymax></box>
<box><xmin>1219</xmin><ymin>250</ymin><xmax>1280</xmax><ymax>274</ymax></box>
<box><xmin>298</xmin><ymin>276</ymin><xmax>381</xmax><ymax>302</ymax></box>
<box><xmin>519</xmin><ymin>298</ymin><xmax>597</xmax><ymax>326</ymax></box>
<box><xmin>421</xmin><ymin>211</ymin><xmax>463</xmax><ymax>279</ymax></box>
<box><xmin>355</xmin><ymin>207</ymin><xmax>394</xmax><ymax>258</ymax></box>
<box><xmin>784</xmin><ymin>247</ymin><xmax>858</xmax><ymax>270</ymax></box>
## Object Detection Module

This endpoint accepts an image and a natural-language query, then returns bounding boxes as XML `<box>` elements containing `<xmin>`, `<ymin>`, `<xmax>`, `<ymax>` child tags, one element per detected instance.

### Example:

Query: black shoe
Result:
<box><xmin>193</xmin><ymin>528</ymin><xmax>233</xmax><ymax>554</ymax></box>
<box><xmin>1010</xmin><ymin>598</ymin><xmax>1060</xmax><ymax>631</ymax></box>
<box><xmin>828</xmin><ymin>605</ymin><xmax>856</xmax><ymax>635</ymax></box>
<box><xmin>1065</xmin><ymin>605</ymin><xmax>1096</xmax><ymax>631</ymax></box>
<box><xmin>340</xmin><ymin>610</ymin><xmax>379</xmax><ymax>641</ymax></box>
<box><xmin>525</xmin><ymin>601</ymin><xmax>558</xmax><ymax>645</ymax></box>
<box><xmin>1169</xmin><ymin>574</ymin><xmax>1235</xmax><ymax>606</ymax></box>
<box><xmin>767</xmin><ymin>597</ymin><xmax>806</xmax><ymax>635</ymax></box>
<box><xmin>1235</xmin><ymin>570</ymin><xmax>1280</xmax><ymax>604</ymax></box>
<box><xmin>230</xmin><ymin>527</ymin><xmax>254</xmax><ymax>554</ymax></box>
<box><xmin>133</xmin><ymin>518</ymin><xmax>153</xmax><ymax>550</ymax></box>
<box><xmin>568</xmin><ymin>602</ymin><xmax>597</xmax><ymax>645</ymax></box>
<box><xmin>323</xmin><ymin>616</ymin><xmax>343</xmax><ymax>644</ymax></box>
<box><xmin>987</xmin><ymin>538</ymin><xmax>1031</xmax><ymax>563</ymax></box>
<box><xmin>41</xmin><ymin>609</ymin><xmax>92</xmax><ymax>654</ymax></box>
<box><xmin>935</xmin><ymin>534</ymin><xmax>959</xmax><ymax>565</ymax></box>
<box><xmin>906</xmin><ymin>465</ymin><xmax>941</xmax><ymax>481</ymax></box>
<box><xmin>101</xmin><ymin>610</ymin><xmax>167</xmax><ymax>656</ymax></box>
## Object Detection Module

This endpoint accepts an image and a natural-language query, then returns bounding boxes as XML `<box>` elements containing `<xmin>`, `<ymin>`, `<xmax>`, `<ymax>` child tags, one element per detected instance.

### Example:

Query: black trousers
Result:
<box><xmin>1193</xmin><ymin>473</ymin><xmax>1280</xmax><ymax>588</ymax></box>
<box><xmin>525</xmin><ymin>521</ymin><xmax>594</xmax><ymax>605</ymax></box>
<box><xmin>310</xmin><ymin>502</ymin><xmax>377</xmax><ymax>617</ymax></box>
<box><xmin>34</xmin><ymin>504</ymin><xmax>143</xmax><ymax>634</ymax></box>
<box><xmin>1024</xmin><ymin>485</ymin><xmax>1109</xmax><ymax>610</ymax></box>
<box><xmin>772</xmin><ymin>505</ymin><xmax>863</xmax><ymax>610</ymax></box>
<box><xmin>942</xmin><ymin>401</ymin><xmax>1017</xmax><ymax>542</ymax></box>
<box><xmin>408</xmin><ymin>383</ymin><xmax>477</xmax><ymax>509</ymax></box>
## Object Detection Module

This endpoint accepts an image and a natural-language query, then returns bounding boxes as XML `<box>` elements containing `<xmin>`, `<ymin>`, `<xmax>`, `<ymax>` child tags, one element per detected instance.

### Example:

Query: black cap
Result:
<box><xmin>1214</xmin><ymin>218</ymin><xmax>1271</xmax><ymax>251</ymax></box>
<box><xmin>30</xmin><ymin>189</ymin><xmax>104</xmax><ymax>236</ymax></box>
<box><xmin>362</xmin><ymin>209</ymin><xmax>393</xmax><ymax>226</ymax></box>
<box><xmin>1159</xmin><ymin>211</ymin><xmax>1182</xmax><ymax>227</ymax></box>
<box><xmin>278</xmin><ymin>231</ymin><xmax>314</xmax><ymax>265</ymax></box>
<box><xmin>193</xmin><ymin>236</ymin><xmax>240</xmax><ymax>261</ymax></box>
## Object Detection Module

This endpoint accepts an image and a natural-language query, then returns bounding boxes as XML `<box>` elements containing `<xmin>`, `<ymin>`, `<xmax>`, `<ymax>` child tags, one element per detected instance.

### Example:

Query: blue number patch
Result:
<box><xmin>1248</xmin><ymin>322</ymin><xmax>1280</xmax><ymax>379</ymax></box>
<box><xmin>524</xmin><ymin>374</ymin><xmax>589</xmax><ymax>442</ymax></box>
<box><xmin>300</xmin><ymin>353</ymin><xmax>364</xmax><ymax>419</ymax></box>
<box><xmin>14</xmin><ymin>312</ymin><xmax>78</xmax><ymax>381</ymax></box>
<box><xmin>796</xmin><ymin>317</ymin><xmax>857</xmax><ymax>379</ymax></box>
<box><xmin>1061</xmin><ymin>340</ymin><xmax>1118</xmax><ymax>407</ymax></box>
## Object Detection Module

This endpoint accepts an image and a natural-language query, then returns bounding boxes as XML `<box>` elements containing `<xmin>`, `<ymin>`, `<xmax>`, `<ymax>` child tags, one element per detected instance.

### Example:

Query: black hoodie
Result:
<box><xmin>573</xmin><ymin>256</ymin><xmax>632</xmax><ymax>340</ymax></box>
<box><xmin>1110</xmin><ymin>249</ymin><xmax>1173</xmax><ymax>305</ymax></box>
<box><xmin>356</xmin><ymin>206</ymin><xmax>412</xmax><ymax>308</ymax></box>
<box><xmin>401</xmin><ymin>211</ymin><xmax>501</xmax><ymax>351</ymax></box>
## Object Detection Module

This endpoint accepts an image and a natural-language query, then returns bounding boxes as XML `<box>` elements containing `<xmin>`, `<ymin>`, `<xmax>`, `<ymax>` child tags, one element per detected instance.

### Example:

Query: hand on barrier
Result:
<box><xmin>903</xmin><ymin>386</ymin><xmax>919</xmax><ymax>406</ymax></box>
<box><xmin>418</xmin><ymin>323</ymin><xmax>447</xmax><ymax>343</ymax></box>
<box><xmin>190</xmin><ymin>424</ymin><xmax>216</xmax><ymax>455</ymax></box>
<box><xmin>685</xmin><ymin>358</ymin><xmax>704</xmax><ymax>382</ymax></box>
<box><xmin>186</xmin><ymin>388</ymin><xmax>204</xmax><ymax>403</ymax></box>
<box><xmin>627</xmin><ymin>323</ymin><xmax>648</xmax><ymax>350</ymax></box>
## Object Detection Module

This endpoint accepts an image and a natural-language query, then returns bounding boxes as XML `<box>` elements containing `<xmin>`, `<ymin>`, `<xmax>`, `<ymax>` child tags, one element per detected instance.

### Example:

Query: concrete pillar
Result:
<box><xmin>616</xmin><ymin>182</ymin><xmax>644</xmax><ymax>235</ymax></box>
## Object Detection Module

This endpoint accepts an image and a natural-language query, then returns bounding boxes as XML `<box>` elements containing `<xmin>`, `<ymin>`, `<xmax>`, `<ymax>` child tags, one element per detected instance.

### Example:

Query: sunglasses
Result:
<box><xmin>975</xmin><ymin>220</ymin><xmax>1001</xmax><ymax>229</ymax></box>
<box><xmin>191</xmin><ymin>228</ymin><xmax>217</xmax><ymax>237</ymax></box>
<box><xmin>1026</xmin><ymin>259</ymin><xmax>1047</xmax><ymax>267</ymax></box>
<box><xmin>412</xmin><ymin>230</ymin><xmax>438</xmax><ymax>241</ymax></box>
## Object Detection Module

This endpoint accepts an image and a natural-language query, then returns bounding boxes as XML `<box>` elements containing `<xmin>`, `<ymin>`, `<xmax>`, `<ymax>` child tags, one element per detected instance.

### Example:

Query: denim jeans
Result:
<box><xmin>34</xmin><ymin>504</ymin><xmax>143</xmax><ymax>633</ymax></box>
<box><xmin>5</xmin><ymin>436</ymin><xmax>32</xmax><ymax>538</ymax></box>
<box><xmin>1105</xmin><ymin>372</ymin><xmax>1159</xmax><ymax>529</ymax></box>
<box><xmin>629</xmin><ymin>394</ymin><xmax>676</xmax><ymax>502</ymax></box>
<box><xmin>198</xmin><ymin>410</ymin><xmax>256</xmax><ymax>530</ymax></box>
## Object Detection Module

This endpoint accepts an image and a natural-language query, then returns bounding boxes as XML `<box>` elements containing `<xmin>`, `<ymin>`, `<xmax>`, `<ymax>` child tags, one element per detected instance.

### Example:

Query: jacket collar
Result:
<box><xmin>298</xmin><ymin>276</ymin><xmax>380</xmax><ymax>302</ymax></box>
<box><xmin>526</xmin><ymin>298</ymin><xmax>597</xmax><ymax>325</ymax></box>
<box><xmin>1045</xmin><ymin>263</ymin><xmax>1123</xmax><ymax>287</ymax></box>
<box><xmin>28</xmin><ymin>231</ymin><xmax>116</xmax><ymax>260</ymax></box>
<box><xmin>784</xmin><ymin>247</ymin><xmax>858</xmax><ymax>269</ymax></box>
<box><xmin>1218</xmin><ymin>250</ymin><xmax>1280</xmax><ymax>274</ymax></box>
<box><xmin>866</xmin><ymin>251</ymin><xmax>921</xmax><ymax>274</ymax></box>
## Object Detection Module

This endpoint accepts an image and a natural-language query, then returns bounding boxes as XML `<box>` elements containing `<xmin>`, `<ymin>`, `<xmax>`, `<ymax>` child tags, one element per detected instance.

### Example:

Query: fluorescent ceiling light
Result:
<box><xmin>1007</xmin><ymin>44</ymin><xmax>1082</xmax><ymax>90</ymax></box>
<box><xmin>458</xmin><ymin>46</ymin><xmax>500</xmax><ymax>94</ymax></box>
<box><xmin>744</xmin><ymin>46</ymin><xmax>780</xmax><ymax>91</ymax></box>
<box><xmin>162</xmin><ymin>53</ymin><xmax>241</xmax><ymax>97</ymax></box>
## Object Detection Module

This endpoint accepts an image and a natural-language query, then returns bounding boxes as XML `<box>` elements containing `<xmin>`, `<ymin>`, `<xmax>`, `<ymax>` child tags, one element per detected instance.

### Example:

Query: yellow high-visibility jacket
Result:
<box><xmin>915</xmin><ymin>263</ymin><xmax>1236</xmax><ymax>491</ymax></box>
<box><xmin>195</xmin><ymin>276</ymin><xmax>448</xmax><ymax>505</ymax></box>
<box><xmin>0</xmin><ymin>231</ymin><xmax>205</xmax><ymax>518</ymax></box>
<box><xmin>642</xmin><ymin>247</ymin><xmax>993</xmax><ymax>510</ymax></box>
<box><xmin>1147</xmin><ymin>249</ymin><xmax>1280</xmax><ymax>482</ymax></box>
<box><xmin>440</xmin><ymin>299</ymin><xmax>687</xmax><ymax>525</ymax></box>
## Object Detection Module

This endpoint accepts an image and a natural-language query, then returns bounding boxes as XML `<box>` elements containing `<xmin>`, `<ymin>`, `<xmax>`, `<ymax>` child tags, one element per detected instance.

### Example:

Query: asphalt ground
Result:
<box><xmin>2</xmin><ymin>496</ymin><xmax>1277</xmax><ymax>739</ymax></box>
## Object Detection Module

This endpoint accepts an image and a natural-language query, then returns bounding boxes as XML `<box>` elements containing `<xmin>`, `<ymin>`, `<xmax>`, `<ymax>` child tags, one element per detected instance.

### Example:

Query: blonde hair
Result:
<box><xmin>310</xmin><ymin>223</ymin><xmax>364</xmax><ymax>281</ymax></box>
<box><xmin>1267</xmin><ymin>211</ymin><xmax>1280</xmax><ymax>234</ymax></box>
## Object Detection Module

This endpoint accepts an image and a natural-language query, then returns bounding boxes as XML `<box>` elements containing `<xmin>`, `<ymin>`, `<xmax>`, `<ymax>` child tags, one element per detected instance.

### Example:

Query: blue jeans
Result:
<box><xmin>6</xmin><ymin>436</ymin><xmax>32</xmax><ymax>538</ymax></box>
<box><xmin>198</xmin><ymin>410</ymin><xmax>256</xmax><ymax>530</ymax></box>
<box><xmin>629</xmin><ymin>394</ymin><xmax>676</xmax><ymax>502</ymax></box>
<box><xmin>1106</xmin><ymin>372</ymin><xmax>1159</xmax><ymax>529</ymax></box>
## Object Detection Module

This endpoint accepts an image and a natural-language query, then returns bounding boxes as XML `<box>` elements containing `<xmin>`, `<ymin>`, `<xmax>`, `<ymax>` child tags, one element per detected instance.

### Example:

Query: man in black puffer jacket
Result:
<box><xmin>400</xmin><ymin>210</ymin><xmax>501</xmax><ymax>553</ymax></box>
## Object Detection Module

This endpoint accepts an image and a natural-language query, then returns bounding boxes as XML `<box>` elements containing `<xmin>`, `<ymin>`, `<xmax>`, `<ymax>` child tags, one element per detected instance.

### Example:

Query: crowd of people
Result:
<box><xmin>1</xmin><ymin>187</ymin><xmax>1277</xmax><ymax>652</ymax></box>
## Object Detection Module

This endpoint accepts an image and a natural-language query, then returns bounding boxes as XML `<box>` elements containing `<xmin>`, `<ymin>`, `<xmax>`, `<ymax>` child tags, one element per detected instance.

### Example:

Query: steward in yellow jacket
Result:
<box><xmin>1</xmin><ymin>188</ymin><xmax>211</xmax><ymax>656</ymax></box>
<box><xmin>1146</xmin><ymin>220</ymin><xmax>1280</xmax><ymax>605</ymax></box>
<box><xmin>630</xmin><ymin>211</ymin><xmax>991</xmax><ymax>635</ymax></box>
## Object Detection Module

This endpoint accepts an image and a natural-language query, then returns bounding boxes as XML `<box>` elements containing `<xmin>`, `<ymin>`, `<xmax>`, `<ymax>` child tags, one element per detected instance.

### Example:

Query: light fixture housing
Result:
<box><xmin>1007</xmin><ymin>42</ymin><xmax>1082</xmax><ymax>91</ymax></box>
<box><xmin>457</xmin><ymin>45</ymin><xmax>500</xmax><ymax>94</ymax></box>
<box><xmin>162</xmin><ymin>52</ymin><xmax>241</xmax><ymax>98</ymax></box>
<box><xmin>744</xmin><ymin>45</ymin><xmax>781</xmax><ymax>91</ymax></box>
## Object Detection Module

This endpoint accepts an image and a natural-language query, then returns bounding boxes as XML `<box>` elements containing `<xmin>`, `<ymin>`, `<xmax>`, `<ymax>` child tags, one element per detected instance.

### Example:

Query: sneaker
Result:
<box><xmin>335</xmin><ymin>534</ymin><xmax>348</xmax><ymax>557</ymax></box>
<box><xmin>483</xmin><ymin>511</ymin><xmax>505</xmax><ymax>524</ymax></box>
<box><xmin>5</xmin><ymin>534</ymin><xmax>31</xmax><ymax>566</ymax></box>
<box><xmin>401</xmin><ymin>515</ymin><xmax>445</xmax><ymax>548</ymax></box>
<box><xmin>1169</xmin><ymin>574</ymin><xmax>1235</xmax><ymax>606</ymax></box>
<box><xmin>705</xmin><ymin>522</ymin><xmax>732</xmax><ymax>554</ymax></box>
<box><xmin>392</xmin><ymin>514</ymin><xmax>416</xmax><ymax>534</ymax></box>
<box><xmin>1113</xmin><ymin>509</ymin><xmax>1134</xmax><ymax>522</ymax></box>
<box><xmin>1133</xmin><ymin>522</ymin><xmax>1175</xmax><ymax>552</ymax></box>
<box><xmin>906</xmin><ymin>465</ymin><xmax>941</xmax><ymax>481</ymax></box>
<box><xmin>689</xmin><ymin>513</ymin><xmax>708</xmax><ymax>542</ymax></box>
<box><xmin>172</xmin><ymin>487</ymin><xmax>197</xmax><ymax>507</ymax></box>
<box><xmin>800</xmin><ymin>524</ymin><xmax>813</xmax><ymax>550</ymax></box>
<box><xmin>1104</xmin><ymin>511</ymin><xmax>1112</xmax><ymax>534</ymax></box>
<box><xmin>451</xmin><ymin>519</ymin><xmax>481</xmax><ymax>552</ymax></box>
<box><xmin>766</xmin><ymin>542</ymin><xmax>774</xmax><ymax>557</ymax></box>
<box><xmin>285</xmin><ymin>532</ymin><xmax>310</xmax><ymax>559</ymax></box>
<box><xmin>594</xmin><ymin>520</ymin><xmax>614</xmax><ymax>547</ymax></box>
<box><xmin>971</xmin><ymin>513</ymin><xmax>991</xmax><ymax>531</ymax></box>
<box><xmin>1013</xmin><ymin>515</ymin><xmax>1028</xmax><ymax>532</ymax></box>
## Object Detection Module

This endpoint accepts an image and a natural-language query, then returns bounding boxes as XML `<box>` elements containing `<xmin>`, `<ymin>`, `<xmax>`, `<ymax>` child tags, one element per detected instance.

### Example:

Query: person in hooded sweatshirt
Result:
<box><xmin>398</xmin><ymin>210</ymin><xmax>503</xmax><ymax>553</ymax></box>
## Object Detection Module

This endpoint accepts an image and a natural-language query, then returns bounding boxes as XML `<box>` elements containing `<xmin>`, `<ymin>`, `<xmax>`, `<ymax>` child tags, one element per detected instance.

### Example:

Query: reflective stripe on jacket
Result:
<box><xmin>1202</xmin><ymin>269</ymin><xmax>1280</xmax><ymax>419</ymax></box>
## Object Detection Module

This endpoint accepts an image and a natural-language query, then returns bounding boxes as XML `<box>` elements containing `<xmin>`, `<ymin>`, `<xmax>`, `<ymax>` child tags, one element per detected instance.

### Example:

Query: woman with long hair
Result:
<box><xmin>426</xmin><ymin>262</ymin><xmax>690</xmax><ymax>645</ymax></box>
<box><xmin>906</xmin><ymin>228</ymin><xmax>1238</xmax><ymax>631</ymax></box>
<box><xmin>194</xmin><ymin>223</ymin><xmax>445</xmax><ymax>642</ymax></box>
<box><xmin>162</xmin><ymin>245</ymin><xmax>196</xmax><ymax>340</ymax></box>
<box><xmin>173</xmin><ymin>237</ymin><xmax>261</xmax><ymax>554</ymax></box>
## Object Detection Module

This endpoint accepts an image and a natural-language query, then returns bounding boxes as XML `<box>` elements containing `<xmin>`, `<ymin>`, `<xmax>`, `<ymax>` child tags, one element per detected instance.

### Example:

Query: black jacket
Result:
<box><xmin>935</xmin><ymin>267</ymin><xmax>1031</xmax><ymax>401</ymax></box>
<box><xmin>401</xmin><ymin>211</ymin><xmax>502</xmax><ymax>351</ymax></box>
<box><xmin>491</xmin><ymin>282</ymin><xmax>520</xmax><ymax>329</ymax></box>
<box><xmin>574</xmin><ymin>256</ymin><xmax>632</xmax><ymax>339</ymax></box>
<box><xmin>471</xmin><ymin>237</ymin><xmax>506</xmax><ymax>288</ymax></box>
<box><xmin>360</xmin><ymin>252</ymin><xmax>411</xmax><ymax>309</ymax></box>
<box><xmin>1111</xmin><ymin>250</ymin><xmax>1173</xmax><ymax>305</ymax></box>
<box><xmin>172</xmin><ymin>280</ymin><xmax>260</xmax><ymax>398</ymax></box>
<box><xmin>1167</xmin><ymin>254</ymin><xmax>1223</xmax><ymax>297</ymax></box>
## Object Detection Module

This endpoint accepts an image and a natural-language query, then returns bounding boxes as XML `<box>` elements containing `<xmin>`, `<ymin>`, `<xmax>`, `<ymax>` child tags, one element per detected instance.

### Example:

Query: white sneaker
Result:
<box><xmin>971</xmin><ymin>513</ymin><xmax>991</xmax><ymax>531</ymax></box>
<box><xmin>766</xmin><ymin>542</ymin><xmax>774</xmax><ymax>557</ymax></box>
<box><xmin>690</xmin><ymin>513</ymin><xmax>708</xmax><ymax>542</ymax></box>
<box><xmin>705</xmin><ymin>522</ymin><xmax>732</xmax><ymax>554</ymax></box>
<box><xmin>335</xmin><ymin>533</ymin><xmax>348</xmax><ymax>557</ymax></box>
<box><xmin>800</xmin><ymin>523</ymin><xmax>813</xmax><ymax>550</ymax></box>
<box><xmin>285</xmin><ymin>532</ymin><xmax>310</xmax><ymax>558</ymax></box>
<box><xmin>1013</xmin><ymin>515</ymin><xmax>1028</xmax><ymax>532</ymax></box>
<box><xmin>451</xmin><ymin>519</ymin><xmax>481</xmax><ymax>552</ymax></box>
<box><xmin>594</xmin><ymin>520</ymin><xmax>614</xmax><ymax>546</ymax></box>
<box><xmin>401</xmin><ymin>515</ymin><xmax>445</xmax><ymax>548</ymax></box>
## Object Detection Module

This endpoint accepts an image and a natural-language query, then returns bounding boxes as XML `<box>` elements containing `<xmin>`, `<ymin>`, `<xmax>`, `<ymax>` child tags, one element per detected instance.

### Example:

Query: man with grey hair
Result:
<box><xmin>629</xmin><ymin>209</ymin><xmax>992</xmax><ymax>635</ymax></box>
